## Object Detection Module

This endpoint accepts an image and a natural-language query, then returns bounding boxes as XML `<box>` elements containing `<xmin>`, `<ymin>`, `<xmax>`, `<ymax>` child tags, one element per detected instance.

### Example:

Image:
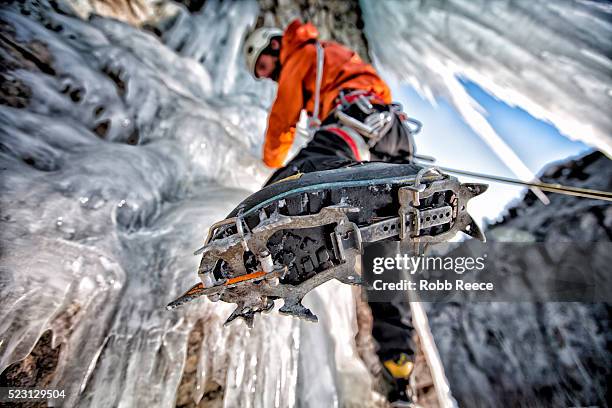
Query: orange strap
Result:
<box><xmin>225</xmin><ymin>271</ymin><xmax>266</xmax><ymax>285</ymax></box>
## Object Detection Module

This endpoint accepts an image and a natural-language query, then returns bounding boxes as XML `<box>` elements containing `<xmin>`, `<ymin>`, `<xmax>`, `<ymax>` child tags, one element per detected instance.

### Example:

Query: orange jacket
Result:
<box><xmin>263</xmin><ymin>20</ymin><xmax>392</xmax><ymax>168</ymax></box>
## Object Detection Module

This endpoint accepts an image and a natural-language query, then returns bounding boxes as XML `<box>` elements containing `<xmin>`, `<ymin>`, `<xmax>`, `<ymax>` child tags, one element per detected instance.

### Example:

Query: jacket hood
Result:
<box><xmin>280</xmin><ymin>20</ymin><xmax>319</xmax><ymax>64</ymax></box>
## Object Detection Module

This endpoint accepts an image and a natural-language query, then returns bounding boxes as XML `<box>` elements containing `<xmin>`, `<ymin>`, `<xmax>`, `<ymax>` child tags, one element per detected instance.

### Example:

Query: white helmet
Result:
<box><xmin>244</xmin><ymin>27</ymin><xmax>283</xmax><ymax>78</ymax></box>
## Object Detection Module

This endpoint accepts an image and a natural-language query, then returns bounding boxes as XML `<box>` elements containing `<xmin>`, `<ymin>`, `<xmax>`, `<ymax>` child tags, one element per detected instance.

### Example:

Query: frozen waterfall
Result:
<box><xmin>0</xmin><ymin>0</ymin><xmax>374</xmax><ymax>406</ymax></box>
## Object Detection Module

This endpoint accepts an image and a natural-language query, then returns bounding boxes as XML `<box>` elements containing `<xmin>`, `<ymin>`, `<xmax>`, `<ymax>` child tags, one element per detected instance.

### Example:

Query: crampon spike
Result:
<box><xmin>279</xmin><ymin>299</ymin><xmax>318</xmax><ymax>322</ymax></box>
<box><xmin>166</xmin><ymin>282</ymin><xmax>206</xmax><ymax>310</ymax></box>
<box><xmin>462</xmin><ymin>218</ymin><xmax>486</xmax><ymax>242</ymax></box>
<box><xmin>463</xmin><ymin>182</ymin><xmax>488</xmax><ymax>198</ymax></box>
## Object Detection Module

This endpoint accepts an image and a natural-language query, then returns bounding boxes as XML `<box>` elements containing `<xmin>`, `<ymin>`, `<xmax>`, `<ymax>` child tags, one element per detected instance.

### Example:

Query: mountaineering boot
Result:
<box><xmin>383</xmin><ymin>352</ymin><xmax>416</xmax><ymax>407</ymax></box>
<box><xmin>167</xmin><ymin>162</ymin><xmax>487</xmax><ymax>326</ymax></box>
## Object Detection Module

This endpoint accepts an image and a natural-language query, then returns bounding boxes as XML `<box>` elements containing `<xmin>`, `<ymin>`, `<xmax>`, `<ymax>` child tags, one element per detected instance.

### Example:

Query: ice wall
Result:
<box><xmin>0</xmin><ymin>1</ymin><xmax>374</xmax><ymax>406</ymax></box>
<box><xmin>361</xmin><ymin>0</ymin><xmax>612</xmax><ymax>165</ymax></box>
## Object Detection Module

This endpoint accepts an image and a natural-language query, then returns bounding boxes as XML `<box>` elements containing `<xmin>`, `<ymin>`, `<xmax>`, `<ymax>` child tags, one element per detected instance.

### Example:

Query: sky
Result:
<box><xmin>391</xmin><ymin>79</ymin><xmax>592</xmax><ymax>226</ymax></box>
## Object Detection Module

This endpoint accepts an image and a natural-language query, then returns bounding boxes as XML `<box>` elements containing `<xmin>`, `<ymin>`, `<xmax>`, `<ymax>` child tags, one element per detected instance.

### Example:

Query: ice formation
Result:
<box><xmin>0</xmin><ymin>0</ymin><xmax>374</xmax><ymax>406</ymax></box>
<box><xmin>362</xmin><ymin>0</ymin><xmax>612</xmax><ymax>183</ymax></box>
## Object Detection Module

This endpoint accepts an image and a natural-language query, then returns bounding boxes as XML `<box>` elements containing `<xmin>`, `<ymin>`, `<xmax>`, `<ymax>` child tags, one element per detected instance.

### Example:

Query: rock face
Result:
<box><xmin>495</xmin><ymin>152</ymin><xmax>612</xmax><ymax>242</ymax></box>
<box><xmin>57</xmin><ymin>0</ymin><xmax>181</xmax><ymax>26</ymax></box>
<box><xmin>256</xmin><ymin>0</ymin><xmax>370</xmax><ymax>62</ymax></box>
<box><xmin>40</xmin><ymin>0</ymin><xmax>371</xmax><ymax>63</ymax></box>
<box><xmin>425</xmin><ymin>151</ymin><xmax>612</xmax><ymax>407</ymax></box>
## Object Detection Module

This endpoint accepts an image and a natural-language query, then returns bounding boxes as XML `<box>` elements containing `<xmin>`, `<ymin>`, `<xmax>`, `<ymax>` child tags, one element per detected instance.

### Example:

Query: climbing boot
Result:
<box><xmin>167</xmin><ymin>162</ymin><xmax>486</xmax><ymax>326</ymax></box>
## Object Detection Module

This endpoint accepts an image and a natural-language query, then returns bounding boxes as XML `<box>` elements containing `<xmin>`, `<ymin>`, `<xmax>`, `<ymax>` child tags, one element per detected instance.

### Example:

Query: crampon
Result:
<box><xmin>167</xmin><ymin>162</ymin><xmax>487</xmax><ymax>326</ymax></box>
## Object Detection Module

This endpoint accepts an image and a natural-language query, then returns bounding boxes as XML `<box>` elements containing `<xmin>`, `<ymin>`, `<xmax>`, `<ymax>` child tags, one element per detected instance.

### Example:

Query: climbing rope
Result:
<box><xmin>434</xmin><ymin>165</ymin><xmax>612</xmax><ymax>202</ymax></box>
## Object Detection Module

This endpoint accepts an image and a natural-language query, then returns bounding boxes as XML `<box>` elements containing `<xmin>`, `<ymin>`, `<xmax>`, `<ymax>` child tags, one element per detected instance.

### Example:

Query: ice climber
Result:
<box><xmin>244</xmin><ymin>20</ymin><xmax>419</xmax><ymax>406</ymax></box>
